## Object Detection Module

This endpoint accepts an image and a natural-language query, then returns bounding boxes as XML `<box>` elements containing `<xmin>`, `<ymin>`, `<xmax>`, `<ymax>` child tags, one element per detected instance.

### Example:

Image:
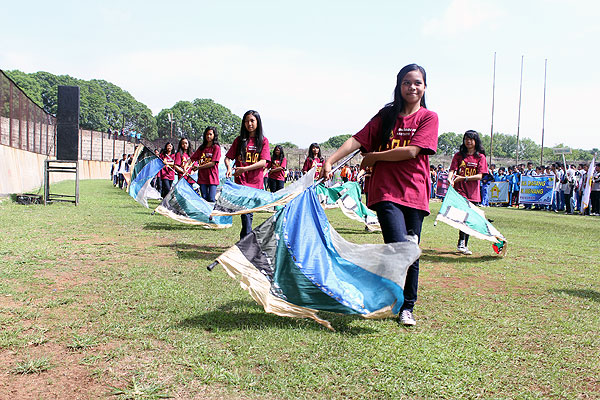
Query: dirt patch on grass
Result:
<box><xmin>0</xmin><ymin>342</ymin><xmax>106</xmax><ymax>399</ymax></box>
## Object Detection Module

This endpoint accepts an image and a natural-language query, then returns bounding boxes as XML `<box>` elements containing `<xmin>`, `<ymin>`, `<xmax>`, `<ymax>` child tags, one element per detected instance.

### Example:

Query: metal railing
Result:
<box><xmin>1</xmin><ymin>69</ymin><xmax>136</xmax><ymax>161</ymax></box>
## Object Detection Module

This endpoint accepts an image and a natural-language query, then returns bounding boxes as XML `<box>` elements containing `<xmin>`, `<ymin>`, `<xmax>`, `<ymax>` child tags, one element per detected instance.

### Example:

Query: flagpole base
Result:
<box><xmin>207</xmin><ymin>261</ymin><xmax>218</xmax><ymax>271</ymax></box>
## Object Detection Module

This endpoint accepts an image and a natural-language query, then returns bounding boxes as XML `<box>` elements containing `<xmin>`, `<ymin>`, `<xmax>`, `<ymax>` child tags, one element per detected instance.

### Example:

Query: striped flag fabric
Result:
<box><xmin>128</xmin><ymin>145</ymin><xmax>164</xmax><ymax>208</ymax></box>
<box><xmin>155</xmin><ymin>179</ymin><xmax>232</xmax><ymax>229</ymax></box>
<box><xmin>315</xmin><ymin>182</ymin><xmax>380</xmax><ymax>231</ymax></box>
<box><xmin>435</xmin><ymin>186</ymin><xmax>507</xmax><ymax>255</ymax></box>
<box><xmin>215</xmin><ymin>186</ymin><xmax>421</xmax><ymax>330</ymax></box>
<box><xmin>211</xmin><ymin>168</ymin><xmax>315</xmax><ymax>216</ymax></box>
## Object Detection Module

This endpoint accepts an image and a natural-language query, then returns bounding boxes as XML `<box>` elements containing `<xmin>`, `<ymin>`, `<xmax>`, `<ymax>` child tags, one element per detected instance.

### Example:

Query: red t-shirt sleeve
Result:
<box><xmin>450</xmin><ymin>153</ymin><xmax>461</xmax><ymax>171</ymax></box>
<box><xmin>225</xmin><ymin>138</ymin><xmax>238</xmax><ymax>160</ymax></box>
<box><xmin>259</xmin><ymin>138</ymin><xmax>271</xmax><ymax>162</ymax></box>
<box><xmin>281</xmin><ymin>157</ymin><xmax>287</xmax><ymax>169</ymax></box>
<box><xmin>190</xmin><ymin>147</ymin><xmax>202</xmax><ymax>162</ymax></box>
<box><xmin>212</xmin><ymin>145</ymin><xmax>221</xmax><ymax>163</ymax></box>
<box><xmin>478</xmin><ymin>154</ymin><xmax>489</xmax><ymax>174</ymax></box>
<box><xmin>409</xmin><ymin>111</ymin><xmax>439</xmax><ymax>155</ymax></box>
<box><xmin>173</xmin><ymin>153</ymin><xmax>183</xmax><ymax>166</ymax></box>
<box><xmin>302</xmin><ymin>158</ymin><xmax>314</xmax><ymax>172</ymax></box>
<box><xmin>353</xmin><ymin>116</ymin><xmax>382</xmax><ymax>153</ymax></box>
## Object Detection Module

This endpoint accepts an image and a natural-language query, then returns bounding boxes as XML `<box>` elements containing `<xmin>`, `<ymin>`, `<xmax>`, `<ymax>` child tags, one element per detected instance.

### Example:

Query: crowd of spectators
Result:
<box><xmin>430</xmin><ymin>161</ymin><xmax>600</xmax><ymax>215</ymax></box>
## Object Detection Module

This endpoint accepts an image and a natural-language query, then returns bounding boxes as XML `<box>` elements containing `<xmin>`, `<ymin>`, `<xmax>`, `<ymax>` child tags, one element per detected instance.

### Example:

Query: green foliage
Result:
<box><xmin>12</xmin><ymin>357</ymin><xmax>52</xmax><ymax>374</ymax></box>
<box><xmin>437</xmin><ymin>132</ymin><xmax>461</xmax><ymax>155</ymax></box>
<box><xmin>5</xmin><ymin>70</ymin><xmax>157</xmax><ymax>138</ymax></box>
<box><xmin>156</xmin><ymin>99</ymin><xmax>242</xmax><ymax>143</ymax></box>
<box><xmin>274</xmin><ymin>141</ymin><xmax>298</xmax><ymax>149</ymax></box>
<box><xmin>320</xmin><ymin>134</ymin><xmax>351</xmax><ymax>149</ymax></box>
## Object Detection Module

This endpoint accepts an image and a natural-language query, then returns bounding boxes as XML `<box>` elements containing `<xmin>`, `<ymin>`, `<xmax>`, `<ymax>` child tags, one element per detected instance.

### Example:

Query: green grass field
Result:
<box><xmin>1</xmin><ymin>179</ymin><xmax>598</xmax><ymax>399</ymax></box>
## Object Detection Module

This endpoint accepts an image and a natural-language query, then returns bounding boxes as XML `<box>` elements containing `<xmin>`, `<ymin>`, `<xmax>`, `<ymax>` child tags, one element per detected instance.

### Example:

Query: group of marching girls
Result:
<box><xmin>151</xmin><ymin>63</ymin><xmax>487</xmax><ymax>327</ymax></box>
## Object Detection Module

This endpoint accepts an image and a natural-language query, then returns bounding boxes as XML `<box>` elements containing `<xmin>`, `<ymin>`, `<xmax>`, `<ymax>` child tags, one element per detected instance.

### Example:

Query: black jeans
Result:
<box><xmin>161</xmin><ymin>179</ymin><xmax>173</xmax><ymax>198</ymax></box>
<box><xmin>373</xmin><ymin>201</ymin><xmax>426</xmax><ymax>312</ymax></box>
<box><xmin>268</xmin><ymin>178</ymin><xmax>285</xmax><ymax>193</ymax></box>
<box><xmin>240</xmin><ymin>213</ymin><xmax>254</xmax><ymax>239</ymax></box>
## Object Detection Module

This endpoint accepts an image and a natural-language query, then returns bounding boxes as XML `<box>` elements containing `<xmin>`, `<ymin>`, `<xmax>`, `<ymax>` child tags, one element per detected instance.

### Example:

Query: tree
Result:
<box><xmin>5</xmin><ymin>70</ymin><xmax>157</xmax><ymax>138</ymax></box>
<box><xmin>155</xmin><ymin>99</ymin><xmax>241</xmax><ymax>143</ymax></box>
<box><xmin>274</xmin><ymin>141</ymin><xmax>298</xmax><ymax>149</ymax></box>
<box><xmin>320</xmin><ymin>134</ymin><xmax>351</xmax><ymax>149</ymax></box>
<box><xmin>437</xmin><ymin>132</ymin><xmax>461</xmax><ymax>155</ymax></box>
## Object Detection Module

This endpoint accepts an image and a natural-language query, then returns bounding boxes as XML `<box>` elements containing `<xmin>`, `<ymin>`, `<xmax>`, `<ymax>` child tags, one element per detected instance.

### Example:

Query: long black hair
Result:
<box><xmin>307</xmin><ymin>143</ymin><xmax>322</xmax><ymax>160</ymax></box>
<box><xmin>459</xmin><ymin>130</ymin><xmax>486</xmax><ymax>159</ymax></box>
<box><xmin>272</xmin><ymin>145</ymin><xmax>285</xmax><ymax>162</ymax></box>
<box><xmin>376</xmin><ymin>64</ymin><xmax>427</xmax><ymax>150</ymax></box>
<box><xmin>160</xmin><ymin>142</ymin><xmax>173</xmax><ymax>156</ymax></box>
<box><xmin>176</xmin><ymin>137</ymin><xmax>191</xmax><ymax>156</ymax></box>
<box><xmin>237</xmin><ymin>110</ymin><xmax>264</xmax><ymax>161</ymax></box>
<box><xmin>199</xmin><ymin>126</ymin><xmax>219</xmax><ymax>151</ymax></box>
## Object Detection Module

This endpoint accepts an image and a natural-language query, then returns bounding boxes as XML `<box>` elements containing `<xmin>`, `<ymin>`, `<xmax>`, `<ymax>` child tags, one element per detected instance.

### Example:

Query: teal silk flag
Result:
<box><xmin>215</xmin><ymin>186</ymin><xmax>420</xmax><ymax>330</ymax></box>
<box><xmin>315</xmin><ymin>182</ymin><xmax>380</xmax><ymax>231</ymax></box>
<box><xmin>128</xmin><ymin>145</ymin><xmax>164</xmax><ymax>208</ymax></box>
<box><xmin>155</xmin><ymin>179</ymin><xmax>232</xmax><ymax>229</ymax></box>
<box><xmin>435</xmin><ymin>186</ymin><xmax>507</xmax><ymax>255</ymax></box>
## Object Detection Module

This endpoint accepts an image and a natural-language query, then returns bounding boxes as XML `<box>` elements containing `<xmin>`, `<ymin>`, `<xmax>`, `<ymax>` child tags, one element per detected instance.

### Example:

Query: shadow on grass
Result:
<box><xmin>143</xmin><ymin>222</ymin><xmax>203</xmax><ymax>231</ymax></box>
<box><xmin>177</xmin><ymin>300</ymin><xmax>378</xmax><ymax>335</ymax></box>
<box><xmin>549</xmin><ymin>288</ymin><xmax>600</xmax><ymax>303</ymax></box>
<box><xmin>157</xmin><ymin>243</ymin><xmax>229</xmax><ymax>260</ymax></box>
<box><xmin>334</xmin><ymin>227</ymin><xmax>381</xmax><ymax>236</ymax></box>
<box><xmin>420</xmin><ymin>249</ymin><xmax>498</xmax><ymax>264</ymax></box>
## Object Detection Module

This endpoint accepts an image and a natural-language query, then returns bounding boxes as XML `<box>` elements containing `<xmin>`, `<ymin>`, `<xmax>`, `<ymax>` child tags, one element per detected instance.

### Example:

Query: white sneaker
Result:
<box><xmin>457</xmin><ymin>245</ymin><xmax>473</xmax><ymax>255</ymax></box>
<box><xmin>399</xmin><ymin>310</ymin><xmax>416</xmax><ymax>326</ymax></box>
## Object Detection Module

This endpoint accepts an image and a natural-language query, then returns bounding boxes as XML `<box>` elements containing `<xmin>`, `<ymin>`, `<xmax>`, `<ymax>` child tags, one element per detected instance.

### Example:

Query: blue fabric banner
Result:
<box><xmin>519</xmin><ymin>175</ymin><xmax>555</xmax><ymax>205</ymax></box>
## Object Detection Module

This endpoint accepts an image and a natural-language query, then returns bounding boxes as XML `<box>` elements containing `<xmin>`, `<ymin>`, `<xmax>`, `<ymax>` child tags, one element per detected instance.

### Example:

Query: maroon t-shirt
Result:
<box><xmin>302</xmin><ymin>157</ymin><xmax>323</xmax><ymax>177</ymax></box>
<box><xmin>191</xmin><ymin>144</ymin><xmax>221</xmax><ymax>185</ymax></box>
<box><xmin>353</xmin><ymin>107</ymin><xmax>439</xmax><ymax>213</ymax></box>
<box><xmin>450</xmin><ymin>152</ymin><xmax>489</xmax><ymax>202</ymax></box>
<box><xmin>225</xmin><ymin>136</ymin><xmax>271</xmax><ymax>189</ymax></box>
<box><xmin>159</xmin><ymin>153</ymin><xmax>175</xmax><ymax>180</ymax></box>
<box><xmin>174</xmin><ymin>152</ymin><xmax>196</xmax><ymax>184</ymax></box>
<box><xmin>268</xmin><ymin>158</ymin><xmax>287</xmax><ymax>181</ymax></box>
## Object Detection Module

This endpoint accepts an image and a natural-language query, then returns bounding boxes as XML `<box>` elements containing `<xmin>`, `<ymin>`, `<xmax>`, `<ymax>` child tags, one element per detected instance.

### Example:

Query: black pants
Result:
<box><xmin>240</xmin><ymin>213</ymin><xmax>253</xmax><ymax>239</ymax></box>
<box><xmin>565</xmin><ymin>192</ymin><xmax>573</xmax><ymax>213</ymax></box>
<box><xmin>591</xmin><ymin>191</ymin><xmax>600</xmax><ymax>214</ymax></box>
<box><xmin>161</xmin><ymin>179</ymin><xmax>173</xmax><ymax>198</ymax></box>
<box><xmin>268</xmin><ymin>178</ymin><xmax>285</xmax><ymax>193</ymax></box>
<box><xmin>458</xmin><ymin>231</ymin><xmax>470</xmax><ymax>247</ymax></box>
<box><xmin>373</xmin><ymin>201</ymin><xmax>426</xmax><ymax>312</ymax></box>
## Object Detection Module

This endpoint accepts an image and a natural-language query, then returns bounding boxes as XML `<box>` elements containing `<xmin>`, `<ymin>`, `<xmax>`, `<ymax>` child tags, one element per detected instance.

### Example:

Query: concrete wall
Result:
<box><xmin>0</xmin><ymin>144</ymin><xmax>113</xmax><ymax>196</ymax></box>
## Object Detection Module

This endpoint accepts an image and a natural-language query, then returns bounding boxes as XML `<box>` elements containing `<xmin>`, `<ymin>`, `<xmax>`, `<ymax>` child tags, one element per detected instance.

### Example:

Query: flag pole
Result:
<box><xmin>313</xmin><ymin>148</ymin><xmax>360</xmax><ymax>187</ymax></box>
<box><xmin>540</xmin><ymin>58</ymin><xmax>548</xmax><ymax>166</ymax></box>
<box><xmin>516</xmin><ymin>55</ymin><xmax>524</xmax><ymax>165</ymax></box>
<box><xmin>489</xmin><ymin>51</ymin><xmax>496</xmax><ymax>166</ymax></box>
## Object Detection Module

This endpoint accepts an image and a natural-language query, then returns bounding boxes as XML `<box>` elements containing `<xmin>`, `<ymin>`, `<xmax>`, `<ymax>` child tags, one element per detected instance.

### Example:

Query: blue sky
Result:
<box><xmin>1</xmin><ymin>0</ymin><xmax>598</xmax><ymax>150</ymax></box>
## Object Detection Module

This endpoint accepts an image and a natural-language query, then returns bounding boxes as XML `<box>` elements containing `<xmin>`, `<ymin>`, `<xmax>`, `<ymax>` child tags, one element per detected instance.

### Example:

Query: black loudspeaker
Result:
<box><xmin>56</xmin><ymin>85</ymin><xmax>80</xmax><ymax>161</ymax></box>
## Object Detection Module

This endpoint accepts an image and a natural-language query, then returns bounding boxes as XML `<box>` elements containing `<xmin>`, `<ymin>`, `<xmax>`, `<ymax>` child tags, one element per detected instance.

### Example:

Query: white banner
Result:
<box><xmin>487</xmin><ymin>181</ymin><xmax>510</xmax><ymax>203</ymax></box>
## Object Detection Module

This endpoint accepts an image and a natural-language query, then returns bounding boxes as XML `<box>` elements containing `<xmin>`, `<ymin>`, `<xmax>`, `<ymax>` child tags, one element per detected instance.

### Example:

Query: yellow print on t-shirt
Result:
<box><xmin>245</xmin><ymin>152</ymin><xmax>259</xmax><ymax>164</ymax></box>
<box><xmin>199</xmin><ymin>153</ymin><xmax>213</xmax><ymax>165</ymax></box>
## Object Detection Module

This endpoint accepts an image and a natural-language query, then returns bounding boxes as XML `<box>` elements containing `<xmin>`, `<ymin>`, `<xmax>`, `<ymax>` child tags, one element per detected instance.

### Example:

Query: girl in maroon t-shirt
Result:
<box><xmin>190</xmin><ymin>126</ymin><xmax>221</xmax><ymax>202</ymax></box>
<box><xmin>158</xmin><ymin>142</ymin><xmax>175</xmax><ymax>198</ymax></box>
<box><xmin>173</xmin><ymin>138</ymin><xmax>196</xmax><ymax>185</ymax></box>
<box><xmin>225</xmin><ymin>110</ymin><xmax>271</xmax><ymax>239</ymax></box>
<box><xmin>448</xmin><ymin>130</ymin><xmax>489</xmax><ymax>255</ymax></box>
<box><xmin>302</xmin><ymin>143</ymin><xmax>323</xmax><ymax>178</ymax></box>
<box><xmin>321</xmin><ymin>64</ymin><xmax>439</xmax><ymax>327</ymax></box>
<box><xmin>268</xmin><ymin>145</ymin><xmax>287</xmax><ymax>192</ymax></box>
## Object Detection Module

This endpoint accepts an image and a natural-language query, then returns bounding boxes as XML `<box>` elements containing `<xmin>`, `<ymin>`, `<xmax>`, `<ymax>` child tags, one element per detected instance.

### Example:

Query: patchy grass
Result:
<box><xmin>11</xmin><ymin>356</ymin><xmax>53</xmax><ymax>374</ymax></box>
<box><xmin>0</xmin><ymin>179</ymin><xmax>599</xmax><ymax>399</ymax></box>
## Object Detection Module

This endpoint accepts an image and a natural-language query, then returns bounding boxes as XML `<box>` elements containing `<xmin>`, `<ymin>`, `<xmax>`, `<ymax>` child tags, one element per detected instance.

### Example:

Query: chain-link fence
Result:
<box><xmin>1</xmin><ymin>70</ymin><xmax>137</xmax><ymax>161</ymax></box>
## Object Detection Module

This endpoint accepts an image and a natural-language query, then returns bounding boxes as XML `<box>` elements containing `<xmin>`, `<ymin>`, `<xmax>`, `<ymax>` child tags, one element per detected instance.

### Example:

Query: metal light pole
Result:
<box><xmin>516</xmin><ymin>55</ymin><xmax>524</xmax><ymax>165</ymax></box>
<box><xmin>489</xmin><ymin>52</ymin><xmax>496</xmax><ymax>166</ymax></box>
<box><xmin>540</xmin><ymin>59</ymin><xmax>547</xmax><ymax>166</ymax></box>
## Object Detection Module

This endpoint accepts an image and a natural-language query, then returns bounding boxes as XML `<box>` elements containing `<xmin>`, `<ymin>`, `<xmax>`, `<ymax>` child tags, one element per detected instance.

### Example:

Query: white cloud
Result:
<box><xmin>422</xmin><ymin>0</ymin><xmax>505</xmax><ymax>36</ymax></box>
